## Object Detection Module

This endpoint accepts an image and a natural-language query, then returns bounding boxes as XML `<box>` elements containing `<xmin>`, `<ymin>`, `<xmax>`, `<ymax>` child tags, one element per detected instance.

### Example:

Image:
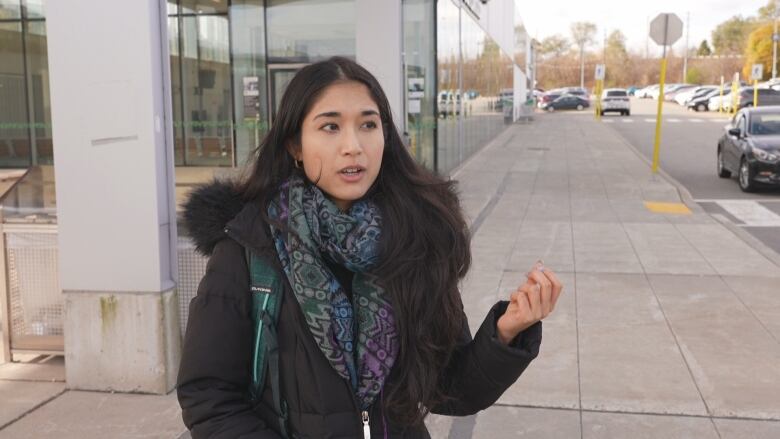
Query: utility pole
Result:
<box><xmin>774</xmin><ymin>0</ymin><xmax>778</xmax><ymax>79</ymax></box>
<box><xmin>683</xmin><ymin>12</ymin><xmax>690</xmax><ymax>82</ymax></box>
<box><xmin>580</xmin><ymin>45</ymin><xmax>585</xmax><ymax>89</ymax></box>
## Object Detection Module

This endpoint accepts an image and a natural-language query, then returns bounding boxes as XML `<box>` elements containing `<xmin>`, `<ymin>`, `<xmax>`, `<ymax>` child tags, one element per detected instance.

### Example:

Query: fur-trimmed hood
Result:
<box><xmin>181</xmin><ymin>179</ymin><xmax>270</xmax><ymax>257</ymax></box>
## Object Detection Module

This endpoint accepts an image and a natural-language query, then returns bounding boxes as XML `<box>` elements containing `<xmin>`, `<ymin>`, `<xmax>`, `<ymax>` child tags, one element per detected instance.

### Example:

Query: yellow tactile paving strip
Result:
<box><xmin>644</xmin><ymin>201</ymin><xmax>693</xmax><ymax>215</ymax></box>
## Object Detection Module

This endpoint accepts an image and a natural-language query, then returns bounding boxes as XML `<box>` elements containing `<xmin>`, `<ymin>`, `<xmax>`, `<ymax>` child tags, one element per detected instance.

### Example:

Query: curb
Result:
<box><xmin>603</xmin><ymin>120</ymin><xmax>780</xmax><ymax>269</ymax></box>
<box><xmin>606</xmin><ymin>123</ymin><xmax>700</xmax><ymax>210</ymax></box>
<box><xmin>710</xmin><ymin>213</ymin><xmax>780</xmax><ymax>270</ymax></box>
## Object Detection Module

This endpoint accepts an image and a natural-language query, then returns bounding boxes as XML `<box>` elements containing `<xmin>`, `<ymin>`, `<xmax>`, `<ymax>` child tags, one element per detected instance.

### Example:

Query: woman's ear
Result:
<box><xmin>285</xmin><ymin>141</ymin><xmax>300</xmax><ymax>161</ymax></box>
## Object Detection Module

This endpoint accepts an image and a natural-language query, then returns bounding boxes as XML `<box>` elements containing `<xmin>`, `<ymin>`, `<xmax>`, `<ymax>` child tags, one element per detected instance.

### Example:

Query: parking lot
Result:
<box><xmin>597</xmin><ymin>97</ymin><xmax>780</xmax><ymax>255</ymax></box>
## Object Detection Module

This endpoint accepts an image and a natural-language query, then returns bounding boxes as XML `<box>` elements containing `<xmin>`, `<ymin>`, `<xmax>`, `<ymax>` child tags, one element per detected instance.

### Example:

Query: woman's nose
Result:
<box><xmin>340</xmin><ymin>129</ymin><xmax>362</xmax><ymax>155</ymax></box>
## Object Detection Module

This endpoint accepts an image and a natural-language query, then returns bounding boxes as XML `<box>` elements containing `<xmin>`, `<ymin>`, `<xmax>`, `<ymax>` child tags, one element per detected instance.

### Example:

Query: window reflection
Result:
<box><xmin>23</xmin><ymin>0</ymin><xmax>44</xmax><ymax>19</ymax></box>
<box><xmin>0</xmin><ymin>22</ymin><xmax>26</xmax><ymax>167</ymax></box>
<box><xmin>230</xmin><ymin>0</ymin><xmax>268</xmax><ymax>167</ymax></box>
<box><xmin>0</xmin><ymin>6</ymin><xmax>51</xmax><ymax>168</ymax></box>
<box><xmin>436</xmin><ymin>0</ymin><xmax>513</xmax><ymax>174</ymax></box>
<box><xmin>266</xmin><ymin>0</ymin><xmax>355</xmax><ymax>63</ymax></box>
<box><xmin>26</xmin><ymin>21</ymin><xmax>52</xmax><ymax>165</ymax></box>
<box><xmin>436</xmin><ymin>0</ymin><xmax>460</xmax><ymax>173</ymax></box>
<box><xmin>169</xmin><ymin>9</ymin><xmax>233</xmax><ymax>167</ymax></box>
<box><xmin>0</xmin><ymin>0</ymin><xmax>20</xmax><ymax>19</ymax></box>
<box><xmin>403</xmin><ymin>0</ymin><xmax>435</xmax><ymax>169</ymax></box>
<box><xmin>180</xmin><ymin>0</ymin><xmax>228</xmax><ymax>14</ymax></box>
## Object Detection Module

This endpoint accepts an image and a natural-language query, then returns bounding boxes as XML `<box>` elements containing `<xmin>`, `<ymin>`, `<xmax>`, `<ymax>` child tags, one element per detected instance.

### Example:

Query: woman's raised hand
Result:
<box><xmin>496</xmin><ymin>260</ymin><xmax>563</xmax><ymax>345</ymax></box>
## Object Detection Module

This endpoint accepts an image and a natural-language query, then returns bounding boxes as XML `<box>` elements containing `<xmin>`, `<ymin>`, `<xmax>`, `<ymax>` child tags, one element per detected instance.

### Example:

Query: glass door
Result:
<box><xmin>268</xmin><ymin>64</ymin><xmax>307</xmax><ymax>123</ymax></box>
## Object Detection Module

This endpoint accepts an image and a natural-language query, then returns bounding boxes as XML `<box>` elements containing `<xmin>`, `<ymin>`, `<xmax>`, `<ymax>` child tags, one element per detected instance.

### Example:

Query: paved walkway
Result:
<box><xmin>2</xmin><ymin>112</ymin><xmax>780</xmax><ymax>438</ymax></box>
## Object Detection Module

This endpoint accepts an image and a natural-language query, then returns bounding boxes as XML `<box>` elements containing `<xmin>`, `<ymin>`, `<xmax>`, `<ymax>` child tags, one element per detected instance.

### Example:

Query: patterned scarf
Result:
<box><xmin>267</xmin><ymin>174</ymin><xmax>398</xmax><ymax>409</ymax></box>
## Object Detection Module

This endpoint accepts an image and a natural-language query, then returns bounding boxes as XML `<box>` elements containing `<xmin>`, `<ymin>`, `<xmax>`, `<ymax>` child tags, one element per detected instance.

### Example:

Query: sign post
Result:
<box><xmin>731</xmin><ymin>73</ymin><xmax>739</xmax><ymax>115</ymax></box>
<box><xmin>719</xmin><ymin>76</ymin><xmax>724</xmax><ymax>114</ymax></box>
<box><xmin>594</xmin><ymin>64</ymin><xmax>605</xmax><ymax>120</ymax></box>
<box><xmin>649</xmin><ymin>13</ymin><xmax>683</xmax><ymax>174</ymax></box>
<box><xmin>751</xmin><ymin>64</ymin><xmax>763</xmax><ymax>107</ymax></box>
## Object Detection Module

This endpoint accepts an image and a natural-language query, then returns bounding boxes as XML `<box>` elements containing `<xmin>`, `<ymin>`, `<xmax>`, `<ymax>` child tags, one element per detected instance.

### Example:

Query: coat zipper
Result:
<box><xmin>362</xmin><ymin>410</ymin><xmax>371</xmax><ymax>439</ymax></box>
<box><xmin>350</xmin><ymin>390</ymin><xmax>372</xmax><ymax>438</ymax></box>
<box><xmin>230</xmin><ymin>225</ymin><xmax>376</xmax><ymax>437</ymax></box>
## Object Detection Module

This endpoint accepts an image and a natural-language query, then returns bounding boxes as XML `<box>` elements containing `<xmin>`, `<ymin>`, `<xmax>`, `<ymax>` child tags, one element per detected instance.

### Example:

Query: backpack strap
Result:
<box><xmin>244</xmin><ymin>247</ymin><xmax>289</xmax><ymax>438</ymax></box>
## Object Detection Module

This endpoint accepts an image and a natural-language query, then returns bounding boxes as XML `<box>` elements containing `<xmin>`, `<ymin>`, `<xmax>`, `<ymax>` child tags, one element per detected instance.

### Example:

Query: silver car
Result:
<box><xmin>600</xmin><ymin>88</ymin><xmax>631</xmax><ymax>116</ymax></box>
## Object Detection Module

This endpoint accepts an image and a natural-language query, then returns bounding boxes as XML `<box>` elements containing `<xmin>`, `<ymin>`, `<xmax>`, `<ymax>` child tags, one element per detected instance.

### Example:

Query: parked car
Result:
<box><xmin>600</xmin><ymin>88</ymin><xmax>631</xmax><ymax>116</ymax></box>
<box><xmin>717</xmin><ymin>107</ymin><xmax>780</xmax><ymax>192</ymax></box>
<box><xmin>735</xmin><ymin>87</ymin><xmax>780</xmax><ymax>109</ymax></box>
<box><xmin>636</xmin><ymin>85</ymin><xmax>659</xmax><ymax>99</ymax></box>
<box><xmin>438</xmin><ymin>90</ymin><xmax>462</xmax><ymax>117</ymax></box>
<box><xmin>656</xmin><ymin>83</ymin><xmax>688</xmax><ymax>100</ymax></box>
<box><xmin>675</xmin><ymin>86</ymin><xmax>716</xmax><ymax>106</ymax></box>
<box><xmin>438</xmin><ymin>91</ymin><xmax>452</xmax><ymax>117</ymax></box>
<box><xmin>709</xmin><ymin>90</ymin><xmax>734</xmax><ymax>112</ymax></box>
<box><xmin>665</xmin><ymin>84</ymin><xmax>698</xmax><ymax>102</ymax></box>
<box><xmin>546</xmin><ymin>94</ymin><xmax>590</xmax><ymax>111</ymax></box>
<box><xmin>493</xmin><ymin>88</ymin><xmax>511</xmax><ymax>109</ymax></box>
<box><xmin>562</xmin><ymin>87</ymin><xmax>588</xmax><ymax>97</ymax></box>
<box><xmin>687</xmin><ymin>88</ymin><xmax>721</xmax><ymax>112</ymax></box>
<box><xmin>538</xmin><ymin>90</ymin><xmax>563</xmax><ymax>109</ymax></box>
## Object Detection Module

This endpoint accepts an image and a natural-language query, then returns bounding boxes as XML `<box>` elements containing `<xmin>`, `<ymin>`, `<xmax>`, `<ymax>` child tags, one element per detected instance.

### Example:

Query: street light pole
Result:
<box><xmin>580</xmin><ymin>45</ymin><xmax>585</xmax><ymax>89</ymax></box>
<box><xmin>774</xmin><ymin>0</ymin><xmax>778</xmax><ymax>79</ymax></box>
<box><xmin>683</xmin><ymin>12</ymin><xmax>689</xmax><ymax>82</ymax></box>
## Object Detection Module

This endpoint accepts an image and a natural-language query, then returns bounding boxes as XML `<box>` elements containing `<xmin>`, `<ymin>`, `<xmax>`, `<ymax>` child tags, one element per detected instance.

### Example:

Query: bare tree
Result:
<box><xmin>570</xmin><ymin>22</ymin><xmax>597</xmax><ymax>88</ymax></box>
<box><xmin>538</xmin><ymin>34</ymin><xmax>570</xmax><ymax>59</ymax></box>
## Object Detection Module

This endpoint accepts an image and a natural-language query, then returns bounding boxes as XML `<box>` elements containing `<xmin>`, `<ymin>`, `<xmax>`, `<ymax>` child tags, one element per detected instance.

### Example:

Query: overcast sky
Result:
<box><xmin>516</xmin><ymin>0</ymin><xmax>767</xmax><ymax>56</ymax></box>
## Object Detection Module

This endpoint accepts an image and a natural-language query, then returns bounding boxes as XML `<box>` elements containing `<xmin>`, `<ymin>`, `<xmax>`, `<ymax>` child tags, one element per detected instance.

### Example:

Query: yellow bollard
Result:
<box><xmin>595</xmin><ymin>80</ymin><xmax>602</xmax><ymax>121</ymax></box>
<box><xmin>754</xmin><ymin>79</ymin><xmax>759</xmax><ymax>108</ymax></box>
<box><xmin>652</xmin><ymin>58</ymin><xmax>667</xmax><ymax>174</ymax></box>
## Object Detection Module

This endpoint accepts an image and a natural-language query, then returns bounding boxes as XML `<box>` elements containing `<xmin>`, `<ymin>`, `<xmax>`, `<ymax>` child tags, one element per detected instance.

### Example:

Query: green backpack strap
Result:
<box><xmin>244</xmin><ymin>248</ymin><xmax>288</xmax><ymax>438</ymax></box>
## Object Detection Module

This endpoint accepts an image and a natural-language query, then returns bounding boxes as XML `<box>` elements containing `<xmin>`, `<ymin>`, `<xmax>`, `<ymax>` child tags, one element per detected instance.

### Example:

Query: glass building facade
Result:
<box><xmin>0</xmin><ymin>0</ymin><xmax>530</xmax><ymax>369</ymax></box>
<box><xmin>2</xmin><ymin>0</ymin><xmax>528</xmax><ymax>176</ymax></box>
<box><xmin>433</xmin><ymin>0</ymin><xmax>517</xmax><ymax>174</ymax></box>
<box><xmin>0</xmin><ymin>0</ymin><xmax>51</xmax><ymax>168</ymax></box>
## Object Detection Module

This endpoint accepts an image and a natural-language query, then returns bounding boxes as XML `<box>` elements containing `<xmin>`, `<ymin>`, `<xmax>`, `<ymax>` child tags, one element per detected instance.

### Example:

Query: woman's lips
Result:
<box><xmin>338</xmin><ymin>168</ymin><xmax>365</xmax><ymax>182</ymax></box>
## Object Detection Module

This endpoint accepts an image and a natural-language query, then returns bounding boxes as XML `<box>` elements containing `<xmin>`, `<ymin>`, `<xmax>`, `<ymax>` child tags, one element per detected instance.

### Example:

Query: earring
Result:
<box><xmin>294</xmin><ymin>159</ymin><xmax>302</xmax><ymax>169</ymax></box>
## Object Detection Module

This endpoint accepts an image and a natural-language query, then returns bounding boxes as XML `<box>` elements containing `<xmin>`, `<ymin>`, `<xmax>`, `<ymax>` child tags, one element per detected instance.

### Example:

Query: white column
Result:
<box><xmin>356</xmin><ymin>1</ymin><xmax>404</xmax><ymax>130</ymax></box>
<box><xmin>46</xmin><ymin>0</ymin><xmax>180</xmax><ymax>394</ymax></box>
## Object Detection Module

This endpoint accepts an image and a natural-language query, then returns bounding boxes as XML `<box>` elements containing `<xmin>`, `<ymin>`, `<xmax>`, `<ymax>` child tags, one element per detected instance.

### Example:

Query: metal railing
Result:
<box><xmin>0</xmin><ymin>218</ymin><xmax>63</xmax><ymax>360</ymax></box>
<box><xmin>176</xmin><ymin>235</ymin><xmax>209</xmax><ymax>336</ymax></box>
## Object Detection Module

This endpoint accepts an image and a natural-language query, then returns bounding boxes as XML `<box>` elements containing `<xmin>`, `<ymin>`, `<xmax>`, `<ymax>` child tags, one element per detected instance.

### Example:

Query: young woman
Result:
<box><xmin>177</xmin><ymin>57</ymin><xmax>563</xmax><ymax>438</ymax></box>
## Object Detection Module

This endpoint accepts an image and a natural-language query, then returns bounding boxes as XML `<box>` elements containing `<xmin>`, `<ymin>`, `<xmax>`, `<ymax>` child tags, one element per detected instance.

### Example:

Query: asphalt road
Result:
<box><xmin>603</xmin><ymin>97</ymin><xmax>780</xmax><ymax>256</ymax></box>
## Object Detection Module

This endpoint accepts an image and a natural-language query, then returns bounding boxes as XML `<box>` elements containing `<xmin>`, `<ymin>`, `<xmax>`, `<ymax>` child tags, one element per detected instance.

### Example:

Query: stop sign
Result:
<box><xmin>649</xmin><ymin>13</ymin><xmax>683</xmax><ymax>46</ymax></box>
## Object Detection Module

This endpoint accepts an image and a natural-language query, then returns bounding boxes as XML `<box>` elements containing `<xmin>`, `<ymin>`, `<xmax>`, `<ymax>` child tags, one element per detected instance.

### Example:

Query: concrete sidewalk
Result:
<box><xmin>2</xmin><ymin>112</ymin><xmax>780</xmax><ymax>438</ymax></box>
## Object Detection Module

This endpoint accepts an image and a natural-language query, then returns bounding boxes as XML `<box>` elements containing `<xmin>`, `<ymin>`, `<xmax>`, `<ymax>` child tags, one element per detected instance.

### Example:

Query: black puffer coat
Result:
<box><xmin>176</xmin><ymin>180</ymin><xmax>543</xmax><ymax>438</ymax></box>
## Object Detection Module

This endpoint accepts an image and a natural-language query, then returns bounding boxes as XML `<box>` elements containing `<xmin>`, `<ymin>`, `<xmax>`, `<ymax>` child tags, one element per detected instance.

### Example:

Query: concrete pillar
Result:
<box><xmin>46</xmin><ymin>0</ymin><xmax>180</xmax><ymax>394</ymax></box>
<box><xmin>356</xmin><ymin>1</ymin><xmax>404</xmax><ymax>130</ymax></box>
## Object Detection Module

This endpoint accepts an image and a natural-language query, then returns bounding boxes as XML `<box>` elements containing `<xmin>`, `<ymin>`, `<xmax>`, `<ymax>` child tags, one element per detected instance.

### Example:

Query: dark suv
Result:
<box><xmin>737</xmin><ymin>87</ymin><xmax>780</xmax><ymax>110</ymax></box>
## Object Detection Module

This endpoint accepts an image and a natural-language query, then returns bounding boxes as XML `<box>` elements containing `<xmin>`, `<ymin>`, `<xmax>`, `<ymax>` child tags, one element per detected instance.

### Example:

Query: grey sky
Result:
<box><xmin>516</xmin><ymin>0</ymin><xmax>767</xmax><ymax>56</ymax></box>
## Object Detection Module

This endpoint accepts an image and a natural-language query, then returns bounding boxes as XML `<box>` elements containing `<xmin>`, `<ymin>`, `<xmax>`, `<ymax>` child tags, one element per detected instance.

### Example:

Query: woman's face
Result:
<box><xmin>291</xmin><ymin>81</ymin><xmax>385</xmax><ymax>212</ymax></box>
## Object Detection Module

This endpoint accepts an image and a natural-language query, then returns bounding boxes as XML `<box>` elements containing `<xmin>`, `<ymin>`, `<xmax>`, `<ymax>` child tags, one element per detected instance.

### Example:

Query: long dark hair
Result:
<box><xmin>236</xmin><ymin>56</ymin><xmax>471</xmax><ymax>426</ymax></box>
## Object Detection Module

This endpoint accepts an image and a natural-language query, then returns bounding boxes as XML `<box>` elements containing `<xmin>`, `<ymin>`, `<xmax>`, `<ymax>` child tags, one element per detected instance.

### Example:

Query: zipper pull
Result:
<box><xmin>362</xmin><ymin>410</ymin><xmax>371</xmax><ymax>439</ymax></box>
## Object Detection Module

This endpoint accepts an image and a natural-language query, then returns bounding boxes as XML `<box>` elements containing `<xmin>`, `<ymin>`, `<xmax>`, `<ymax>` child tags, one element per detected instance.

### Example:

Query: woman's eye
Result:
<box><xmin>362</xmin><ymin>121</ymin><xmax>377</xmax><ymax>129</ymax></box>
<box><xmin>321</xmin><ymin>123</ymin><xmax>338</xmax><ymax>132</ymax></box>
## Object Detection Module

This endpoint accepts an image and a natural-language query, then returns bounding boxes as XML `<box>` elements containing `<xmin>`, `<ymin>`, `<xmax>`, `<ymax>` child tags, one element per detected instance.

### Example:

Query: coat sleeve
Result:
<box><xmin>430</xmin><ymin>301</ymin><xmax>542</xmax><ymax>416</ymax></box>
<box><xmin>176</xmin><ymin>238</ymin><xmax>282</xmax><ymax>439</ymax></box>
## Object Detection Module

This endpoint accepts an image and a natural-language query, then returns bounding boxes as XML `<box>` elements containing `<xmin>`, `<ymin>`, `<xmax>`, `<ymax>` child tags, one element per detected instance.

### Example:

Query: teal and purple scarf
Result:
<box><xmin>267</xmin><ymin>175</ymin><xmax>398</xmax><ymax>409</ymax></box>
